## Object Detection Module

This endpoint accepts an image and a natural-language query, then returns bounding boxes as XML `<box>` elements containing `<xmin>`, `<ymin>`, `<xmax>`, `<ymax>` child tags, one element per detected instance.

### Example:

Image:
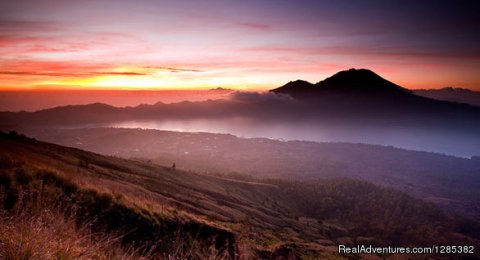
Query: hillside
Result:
<box><xmin>1</xmin><ymin>131</ymin><xmax>479</xmax><ymax>258</ymax></box>
<box><xmin>27</xmin><ymin>127</ymin><xmax>480</xmax><ymax>218</ymax></box>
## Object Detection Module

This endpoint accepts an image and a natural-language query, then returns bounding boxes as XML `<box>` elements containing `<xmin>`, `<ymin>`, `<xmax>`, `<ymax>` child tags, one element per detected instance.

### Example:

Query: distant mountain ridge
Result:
<box><xmin>414</xmin><ymin>87</ymin><xmax>480</xmax><ymax>106</ymax></box>
<box><xmin>1</xmin><ymin>68</ymin><xmax>479</xmax><ymax>127</ymax></box>
<box><xmin>1</xmin><ymin>68</ymin><xmax>480</xmax><ymax>158</ymax></box>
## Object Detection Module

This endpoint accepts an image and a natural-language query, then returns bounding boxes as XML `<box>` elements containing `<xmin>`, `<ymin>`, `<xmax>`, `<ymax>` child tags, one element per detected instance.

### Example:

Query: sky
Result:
<box><xmin>1</xmin><ymin>0</ymin><xmax>479</xmax><ymax>91</ymax></box>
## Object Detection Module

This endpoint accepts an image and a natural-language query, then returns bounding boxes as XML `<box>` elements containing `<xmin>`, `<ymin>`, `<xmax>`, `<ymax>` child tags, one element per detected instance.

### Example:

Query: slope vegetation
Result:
<box><xmin>29</xmin><ymin>127</ymin><xmax>480</xmax><ymax>218</ymax></box>
<box><xmin>1</xmin><ymin>131</ymin><xmax>479</xmax><ymax>258</ymax></box>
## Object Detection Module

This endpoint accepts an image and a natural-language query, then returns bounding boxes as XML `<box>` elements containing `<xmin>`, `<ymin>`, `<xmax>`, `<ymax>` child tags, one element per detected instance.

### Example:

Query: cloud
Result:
<box><xmin>229</xmin><ymin>91</ymin><xmax>292</xmax><ymax>102</ymax></box>
<box><xmin>240</xmin><ymin>44</ymin><xmax>480</xmax><ymax>61</ymax></box>
<box><xmin>237</xmin><ymin>22</ymin><xmax>272</xmax><ymax>32</ymax></box>
<box><xmin>0</xmin><ymin>70</ymin><xmax>149</xmax><ymax>78</ymax></box>
<box><xmin>0</xmin><ymin>32</ymin><xmax>147</xmax><ymax>56</ymax></box>
<box><xmin>143</xmin><ymin>66</ymin><xmax>203</xmax><ymax>73</ymax></box>
<box><xmin>0</xmin><ymin>60</ymin><xmax>98</xmax><ymax>73</ymax></box>
<box><xmin>0</xmin><ymin>60</ymin><xmax>205</xmax><ymax>79</ymax></box>
<box><xmin>0</xmin><ymin>59</ymin><xmax>147</xmax><ymax>78</ymax></box>
<box><xmin>0</xmin><ymin>18</ymin><xmax>153</xmax><ymax>61</ymax></box>
<box><xmin>0</xmin><ymin>35</ymin><xmax>92</xmax><ymax>53</ymax></box>
<box><xmin>0</xmin><ymin>19</ymin><xmax>60</xmax><ymax>34</ymax></box>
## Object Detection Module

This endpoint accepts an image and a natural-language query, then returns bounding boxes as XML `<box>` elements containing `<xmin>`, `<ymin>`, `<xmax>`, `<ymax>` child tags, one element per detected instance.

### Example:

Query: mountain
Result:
<box><xmin>271</xmin><ymin>68</ymin><xmax>411</xmax><ymax>97</ymax></box>
<box><xmin>1</xmin><ymin>68</ymin><xmax>480</xmax><ymax>157</ymax></box>
<box><xmin>1</xmin><ymin>131</ymin><xmax>479</xmax><ymax>258</ymax></box>
<box><xmin>414</xmin><ymin>87</ymin><xmax>480</xmax><ymax>106</ymax></box>
<box><xmin>268</xmin><ymin>68</ymin><xmax>480</xmax><ymax>133</ymax></box>
<box><xmin>268</xmin><ymin>80</ymin><xmax>315</xmax><ymax>96</ymax></box>
<box><xmin>269</xmin><ymin>69</ymin><xmax>480</xmax><ymax>122</ymax></box>
<box><xmin>1</xmin><ymin>69</ymin><xmax>478</xmax><ymax>128</ymax></box>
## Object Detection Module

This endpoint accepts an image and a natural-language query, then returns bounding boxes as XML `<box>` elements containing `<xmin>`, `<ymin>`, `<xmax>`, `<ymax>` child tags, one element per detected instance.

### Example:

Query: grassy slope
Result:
<box><xmin>0</xmin><ymin>133</ymin><xmax>237</xmax><ymax>259</ymax></box>
<box><xmin>1</xmin><ymin>132</ymin><xmax>479</xmax><ymax>258</ymax></box>
<box><xmin>29</xmin><ymin>127</ymin><xmax>480</xmax><ymax>218</ymax></box>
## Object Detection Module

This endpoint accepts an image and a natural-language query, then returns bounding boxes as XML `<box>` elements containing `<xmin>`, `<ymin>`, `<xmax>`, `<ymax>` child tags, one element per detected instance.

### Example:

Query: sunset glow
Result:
<box><xmin>1</xmin><ymin>2</ymin><xmax>480</xmax><ymax>257</ymax></box>
<box><xmin>1</xmin><ymin>0</ymin><xmax>479</xmax><ymax>91</ymax></box>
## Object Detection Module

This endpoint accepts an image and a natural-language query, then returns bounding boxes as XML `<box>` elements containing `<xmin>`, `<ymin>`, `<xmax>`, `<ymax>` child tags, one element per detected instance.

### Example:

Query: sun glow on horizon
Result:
<box><xmin>34</xmin><ymin>74</ymin><xmax>270</xmax><ymax>91</ymax></box>
<box><xmin>0</xmin><ymin>62</ymin><xmax>287</xmax><ymax>91</ymax></box>
<box><xmin>1</xmin><ymin>1</ymin><xmax>479</xmax><ymax>91</ymax></box>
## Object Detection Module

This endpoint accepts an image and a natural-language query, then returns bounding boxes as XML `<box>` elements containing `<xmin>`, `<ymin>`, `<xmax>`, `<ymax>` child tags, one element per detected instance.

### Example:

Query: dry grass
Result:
<box><xmin>0</xmin><ymin>208</ymin><xmax>229</xmax><ymax>260</ymax></box>
<box><xmin>0</xmin><ymin>188</ymin><xmax>142</xmax><ymax>260</ymax></box>
<box><xmin>4</xmin><ymin>132</ymin><xmax>476</xmax><ymax>258</ymax></box>
<box><xmin>0</xmin><ymin>162</ymin><xmax>233</xmax><ymax>259</ymax></box>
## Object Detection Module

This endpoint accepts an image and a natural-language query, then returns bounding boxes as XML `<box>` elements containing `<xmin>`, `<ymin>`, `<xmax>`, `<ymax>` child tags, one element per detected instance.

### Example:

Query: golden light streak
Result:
<box><xmin>29</xmin><ymin>66</ymin><xmax>262</xmax><ymax>90</ymax></box>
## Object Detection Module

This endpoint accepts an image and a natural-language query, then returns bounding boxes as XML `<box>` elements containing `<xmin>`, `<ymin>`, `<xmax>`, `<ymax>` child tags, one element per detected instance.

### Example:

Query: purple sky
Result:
<box><xmin>1</xmin><ymin>0</ymin><xmax>479</xmax><ymax>90</ymax></box>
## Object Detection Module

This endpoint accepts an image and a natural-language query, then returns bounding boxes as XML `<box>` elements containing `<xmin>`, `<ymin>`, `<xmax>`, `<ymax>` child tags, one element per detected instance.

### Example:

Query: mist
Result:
<box><xmin>106</xmin><ymin>118</ymin><xmax>480</xmax><ymax>158</ymax></box>
<box><xmin>2</xmin><ymin>89</ymin><xmax>479</xmax><ymax>157</ymax></box>
<box><xmin>0</xmin><ymin>90</ymin><xmax>232</xmax><ymax>112</ymax></box>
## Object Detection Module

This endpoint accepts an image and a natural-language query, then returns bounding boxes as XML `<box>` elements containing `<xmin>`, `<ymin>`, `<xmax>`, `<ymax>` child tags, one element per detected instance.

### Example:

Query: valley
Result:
<box><xmin>2</xmin><ymin>131</ymin><xmax>478</xmax><ymax>258</ymax></box>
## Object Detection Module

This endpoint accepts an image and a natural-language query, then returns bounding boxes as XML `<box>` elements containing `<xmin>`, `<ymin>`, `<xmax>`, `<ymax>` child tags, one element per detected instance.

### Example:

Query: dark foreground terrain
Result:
<box><xmin>26</xmin><ymin>127</ymin><xmax>480</xmax><ymax>219</ymax></box>
<box><xmin>1</xmin><ymin>131</ymin><xmax>479</xmax><ymax>259</ymax></box>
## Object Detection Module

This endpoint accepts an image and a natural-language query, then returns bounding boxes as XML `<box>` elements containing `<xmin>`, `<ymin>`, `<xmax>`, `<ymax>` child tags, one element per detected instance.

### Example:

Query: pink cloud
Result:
<box><xmin>237</xmin><ymin>22</ymin><xmax>272</xmax><ymax>32</ymax></box>
<box><xmin>239</xmin><ymin>45</ymin><xmax>480</xmax><ymax>61</ymax></box>
<box><xmin>143</xmin><ymin>66</ymin><xmax>203</xmax><ymax>73</ymax></box>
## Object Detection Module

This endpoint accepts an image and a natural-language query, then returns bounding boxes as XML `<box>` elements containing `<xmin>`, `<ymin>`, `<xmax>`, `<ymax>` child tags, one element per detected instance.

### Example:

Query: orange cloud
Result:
<box><xmin>142</xmin><ymin>66</ymin><xmax>203</xmax><ymax>73</ymax></box>
<box><xmin>240</xmin><ymin>45</ymin><xmax>480</xmax><ymax>61</ymax></box>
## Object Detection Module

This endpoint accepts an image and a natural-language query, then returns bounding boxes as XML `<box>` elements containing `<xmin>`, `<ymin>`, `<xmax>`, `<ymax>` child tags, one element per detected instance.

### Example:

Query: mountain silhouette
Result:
<box><xmin>269</xmin><ymin>79</ymin><xmax>315</xmax><ymax>95</ymax></box>
<box><xmin>271</xmin><ymin>68</ymin><xmax>411</xmax><ymax>98</ymax></box>
<box><xmin>1</xmin><ymin>68</ymin><xmax>480</xmax><ymax>146</ymax></box>
<box><xmin>414</xmin><ymin>87</ymin><xmax>480</xmax><ymax>107</ymax></box>
<box><xmin>266</xmin><ymin>68</ymin><xmax>480</xmax><ymax>130</ymax></box>
<box><xmin>270</xmin><ymin>67</ymin><xmax>480</xmax><ymax>110</ymax></box>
